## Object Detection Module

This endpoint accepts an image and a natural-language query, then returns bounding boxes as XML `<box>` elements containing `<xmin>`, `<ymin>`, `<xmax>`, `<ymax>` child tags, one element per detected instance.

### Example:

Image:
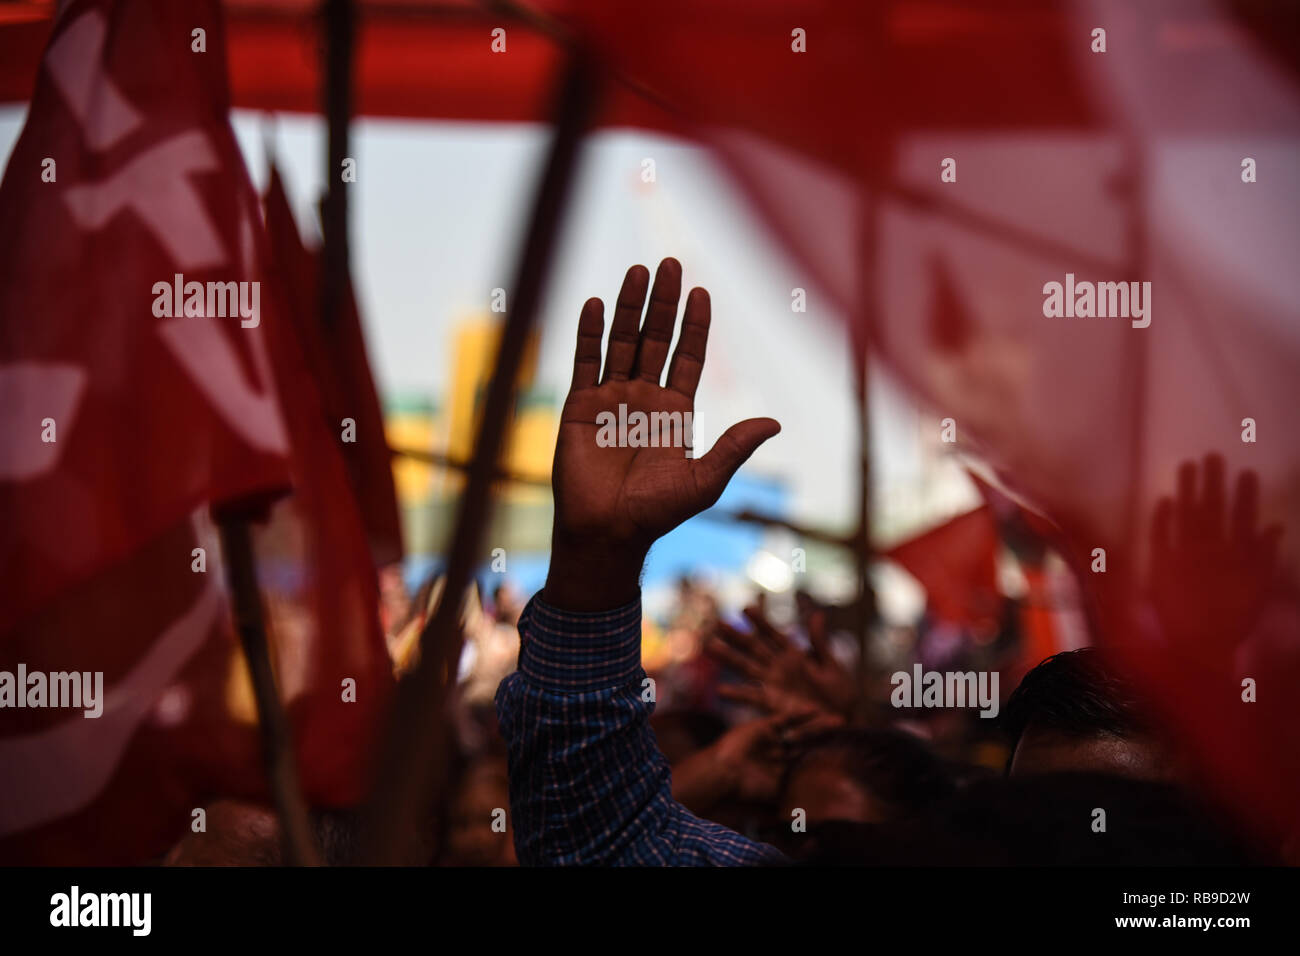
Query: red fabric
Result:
<box><xmin>0</xmin><ymin>0</ymin><xmax>390</xmax><ymax>861</ymax></box>
<box><xmin>0</xmin><ymin>1</ymin><xmax>677</xmax><ymax>131</ymax></box>
<box><xmin>264</xmin><ymin>167</ymin><xmax>403</xmax><ymax>567</ymax></box>
<box><xmin>252</xmin><ymin>236</ymin><xmax>394</xmax><ymax>814</ymax></box>
<box><xmin>567</xmin><ymin>1</ymin><xmax>1300</xmax><ymax>845</ymax></box>
<box><xmin>0</xmin><ymin>0</ymin><xmax>291</xmax><ymax>636</ymax></box>
<box><xmin>0</xmin><ymin>516</ymin><xmax>262</xmax><ymax>863</ymax></box>
<box><xmin>0</xmin><ymin>2</ymin><xmax>1295</xmax><ymax>130</ymax></box>
<box><xmin>969</xmin><ymin>471</ymin><xmax>1070</xmax><ymax>682</ymax></box>
<box><xmin>886</xmin><ymin>507</ymin><xmax>1001</xmax><ymax>630</ymax></box>
<box><xmin>0</xmin><ymin>0</ymin><xmax>291</xmax><ymax>861</ymax></box>
<box><xmin>253</xmin><ymin>164</ymin><xmax>396</xmax><ymax>804</ymax></box>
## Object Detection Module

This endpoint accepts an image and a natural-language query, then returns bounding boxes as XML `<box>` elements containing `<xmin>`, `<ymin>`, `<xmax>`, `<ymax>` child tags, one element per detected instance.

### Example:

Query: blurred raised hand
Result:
<box><xmin>1148</xmin><ymin>454</ymin><xmax>1283</xmax><ymax>666</ymax></box>
<box><xmin>672</xmin><ymin>709</ymin><xmax>843</xmax><ymax>813</ymax></box>
<box><xmin>709</xmin><ymin>605</ymin><xmax>858</xmax><ymax>720</ymax></box>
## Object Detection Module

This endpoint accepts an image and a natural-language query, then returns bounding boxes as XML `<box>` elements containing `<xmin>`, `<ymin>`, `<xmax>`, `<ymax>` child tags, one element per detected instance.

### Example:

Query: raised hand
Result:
<box><xmin>672</xmin><ymin>709</ymin><xmax>842</xmax><ymax>812</ymax></box>
<box><xmin>709</xmin><ymin>605</ymin><xmax>858</xmax><ymax>720</ymax></box>
<box><xmin>544</xmin><ymin>259</ymin><xmax>781</xmax><ymax>610</ymax></box>
<box><xmin>1148</xmin><ymin>454</ymin><xmax>1283</xmax><ymax>666</ymax></box>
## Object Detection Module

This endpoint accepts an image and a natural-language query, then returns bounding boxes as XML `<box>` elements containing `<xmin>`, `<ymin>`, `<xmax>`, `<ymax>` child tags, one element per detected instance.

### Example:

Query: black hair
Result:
<box><xmin>793</xmin><ymin>772</ymin><xmax>1264</xmax><ymax>866</ymax></box>
<box><xmin>783</xmin><ymin>727</ymin><xmax>956</xmax><ymax>821</ymax></box>
<box><xmin>1001</xmin><ymin>647</ymin><xmax>1150</xmax><ymax>752</ymax></box>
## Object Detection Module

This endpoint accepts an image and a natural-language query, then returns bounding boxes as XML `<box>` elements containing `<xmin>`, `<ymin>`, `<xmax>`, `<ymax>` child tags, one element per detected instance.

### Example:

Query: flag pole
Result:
<box><xmin>845</xmin><ymin>12</ymin><xmax>889</xmax><ymax>705</ymax></box>
<box><xmin>363</xmin><ymin>46</ymin><xmax>600</xmax><ymax>865</ymax></box>
<box><xmin>321</xmin><ymin>0</ymin><xmax>353</xmax><ymax>332</ymax></box>
<box><xmin>852</xmin><ymin>338</ymin><xmax>874</xmax><ymax>700</ymax></box>
<box><xmin>202</xmin><ymin>0</ymin><xmax>354</xmax><ymax>867</ymax></box>
<box><xmin>218</xmin><ymin>519</ymin><xmax>322</xmax><ymax>866</ymax></box>
<box><xmin>390</xmin><ymin>445</ymin><xmax>552</xmax><ymax>488</ymax></box>
<box><xmin>850</xmin><ymin>170</ymin><xmax>883</xmax><ymax>704</ymax></box>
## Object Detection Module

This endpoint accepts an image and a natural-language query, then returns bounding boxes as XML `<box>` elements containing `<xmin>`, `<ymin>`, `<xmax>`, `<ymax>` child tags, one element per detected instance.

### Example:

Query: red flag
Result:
<box><xmin>885</xmin><ymin>507</ymin><xmax>1001</xmax><ymax>631</ymax></box>
<box><xmin>0</xmin><ymin>0</ymin><xmax>291</xmax><ymax>861</ymax></box>
<box><xmin>0</xmin><ymin>0</ymin><xmax>385</xmax><ymax>862</ymax></box>
<box><xmin>251</xmin><ymin>166</ymin><xmax>395</xmax><ymax>806</ymax></box>
<box><xmin>0</xmin><ymin>0</ymin><xmax>290</xmax><ymax>635</ymax></box>
<box><xmin>263</xmin><ymin>166</ymin><xmax>403</xmax><ymax>568</ymax></box>
<box><xmin>968</xmin><ymin>471</ymin><xmax>1080</xmax><ymax>684</ymax></box>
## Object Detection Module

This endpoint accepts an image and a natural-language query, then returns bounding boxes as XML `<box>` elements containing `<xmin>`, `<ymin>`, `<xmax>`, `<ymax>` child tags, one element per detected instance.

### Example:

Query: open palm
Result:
<box><xmin>1148</xmin><ymin>454</ymin><xmax>1283</xmax><ymax>667</ymax></box>
<box><xmin>551</xmin><ymin>259</ymin><xmax>780</xmax><ymax>556</ymax></box>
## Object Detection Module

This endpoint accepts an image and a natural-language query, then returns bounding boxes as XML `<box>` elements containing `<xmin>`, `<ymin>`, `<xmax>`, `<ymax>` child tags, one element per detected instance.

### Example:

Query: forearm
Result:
<box><xmin>495</xmin><ymin>593</ymin><xmax>784</xmax><ymax>866</ymax></box>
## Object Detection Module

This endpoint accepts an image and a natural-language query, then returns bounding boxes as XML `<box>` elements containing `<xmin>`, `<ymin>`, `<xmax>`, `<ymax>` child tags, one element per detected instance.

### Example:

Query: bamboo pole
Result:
<box><xmin>363</xmin><ymin>48</ymin><xmax>600</xmax><ymax>865</ymax></box>
<box><xmin>218</xmin><ymin>519</ymin><xmax>322</xmax><ymax>866</ymax></box>
<box><xmin>320</xmin><ymin>0</ymin><xmax>354</xmax><ymax>332</ymax></box>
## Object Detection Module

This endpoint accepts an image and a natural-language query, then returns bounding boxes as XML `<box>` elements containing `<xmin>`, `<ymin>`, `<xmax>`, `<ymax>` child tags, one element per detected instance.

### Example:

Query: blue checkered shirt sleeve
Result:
<box><xmin>495</xmin><ymin>593</ymin><xmax>786</xmax><ymax>866</ymax></box>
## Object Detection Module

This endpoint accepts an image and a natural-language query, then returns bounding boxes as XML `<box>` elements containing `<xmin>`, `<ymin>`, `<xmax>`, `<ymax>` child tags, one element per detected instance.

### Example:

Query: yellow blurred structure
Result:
<box><xmin>383</xmin><ymin>315</ymin><xmax>559</xmax><ymax>556</ymax></box>
<box><xmin>446</xmin><ymin>315</ymin><xmax>553</xmax><ymax>503</ymax></box>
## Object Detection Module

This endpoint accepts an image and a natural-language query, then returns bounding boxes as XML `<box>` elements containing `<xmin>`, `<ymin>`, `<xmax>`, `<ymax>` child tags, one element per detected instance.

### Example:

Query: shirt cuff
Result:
<box><xmin>516</xmin><ymin>592</ymin><xmax>643</xmax><ymax>693</ymax></box>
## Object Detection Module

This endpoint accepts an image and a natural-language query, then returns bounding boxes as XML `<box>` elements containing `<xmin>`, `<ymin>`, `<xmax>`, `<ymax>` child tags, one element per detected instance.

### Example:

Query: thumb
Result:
<box><xmin>694</xmin><ymin>417</ymin><xmax>781</xmax><ymax>506</ymax></box>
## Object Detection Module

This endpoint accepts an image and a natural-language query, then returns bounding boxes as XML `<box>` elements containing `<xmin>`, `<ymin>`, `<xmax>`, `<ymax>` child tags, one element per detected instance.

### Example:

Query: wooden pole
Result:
<box><xmin>363</xmin><ymin>48</ymin><xmax>600</xmax><ymax>864</ymax></box>
<box><xmin>321</xmin><ymin>0</ymin><xmax>354</xmax><ymax>332</ymax></box>
<box><xmin>851</xmin><ymin>349</ymin><xmax>874</xmax><ymax>702</ymax></box>
<box><xmin>850</xmin><ymin>170</ymin><xmax>882</xmax><ymax>701</ymax></box>
<box><xmin>390</xmin><ymin>445</ymin><xmax>551</xmax><ymax>488</ymax></box>
<box><xmin>218</xmin><ymin>519</ymin><xmax>322</xmax><ymax>866</ymax></box>
<box><xmin>846</xmin><ymin>10</ymin><xmax>889</xmax><ymax>703</ymax></box>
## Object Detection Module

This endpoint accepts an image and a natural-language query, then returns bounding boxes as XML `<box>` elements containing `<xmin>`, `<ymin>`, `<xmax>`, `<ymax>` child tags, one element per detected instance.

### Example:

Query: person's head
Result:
<box><xmin>801</xmin><ymin>773</ymin><xmax>1262</xmax><ymax>866</ymax></box>
<box><xmin>162</xmin><ymin>799</ymin><xmax>280</xmax><ymax>866</ymax></box>
<box><xmin>779</xmin><ymin>728</ymin><xmax>955</xmax><ymax>827</ymax></box>
<box><xmin>1003</xmin><ymin>647</ymin><xmax>1178</xmax><ymax>780</ymax></box>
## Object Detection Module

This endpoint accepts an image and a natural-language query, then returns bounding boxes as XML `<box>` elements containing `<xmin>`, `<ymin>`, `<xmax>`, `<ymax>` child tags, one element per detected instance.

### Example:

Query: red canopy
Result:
<box><xmin>5</xmin><ymin>1</ymin><xmax>1293</xmax><ymax>133</ymax></box>
<box><xmin>0</xmin><ymin>0</ymin><xmax>1111</xmax><ymax>131</ymax></box>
